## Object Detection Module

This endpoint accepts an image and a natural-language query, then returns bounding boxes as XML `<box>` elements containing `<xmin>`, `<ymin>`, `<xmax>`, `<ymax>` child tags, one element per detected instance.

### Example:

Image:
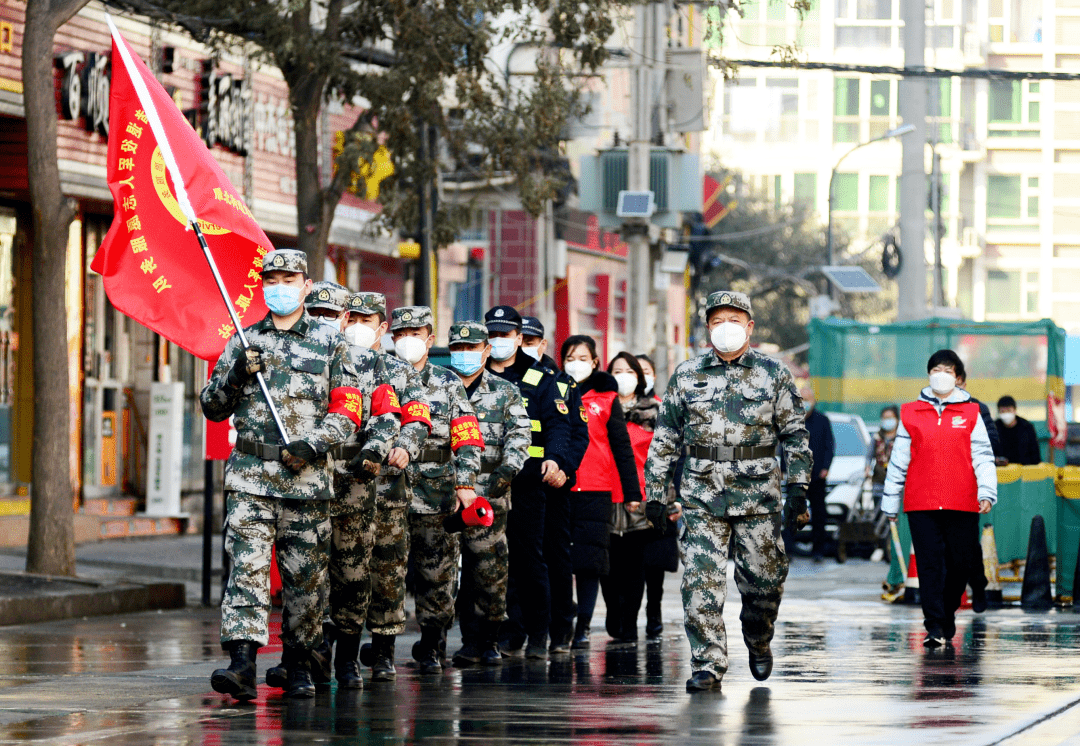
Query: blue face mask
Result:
<box><xmin>451</xmin><ymin>350</ymin><xmax>484</xmax><ymax>376</ymax></box>
<box><xmin>489</xmin><ymin>337</ymin><xmax>517</xmax><ymax>361</ymax></box>
<box><xmin>264</xmin><ymin>284</ymin><xmax>303</xmax><ymax>316</ymax></box>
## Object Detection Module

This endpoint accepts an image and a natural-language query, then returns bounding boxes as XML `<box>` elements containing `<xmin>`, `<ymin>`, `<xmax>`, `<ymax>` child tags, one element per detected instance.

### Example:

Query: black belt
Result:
<box><xmin>417</xmin><ymin>448</ymin><xmax>451</xmax><ymax>464</ymax></box>
<box><xmin>329</xmin><ymin>443</ymin><xmax>364</xmax><ymax>460</ymax></box>
<box><xmin>236</xmin><ymin>437</ymin><xmax>283</xmax><ymax>461</ymax></box>
<box><xmin>685</xmin><ymin>444</ymin><xmax>775</xmax><ymax>461</ymax></box>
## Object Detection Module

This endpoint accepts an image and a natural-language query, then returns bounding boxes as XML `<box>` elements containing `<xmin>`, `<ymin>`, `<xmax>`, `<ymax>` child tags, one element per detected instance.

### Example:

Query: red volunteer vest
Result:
<box><xmin>573</xmin><ymin>390</ymin><xmax>625</xmax><ymax>502</ymax></box>
<box><xmin>900</xmin><ymin>399</ymin><xmax>980</xmax><ymax>513</ymax></box>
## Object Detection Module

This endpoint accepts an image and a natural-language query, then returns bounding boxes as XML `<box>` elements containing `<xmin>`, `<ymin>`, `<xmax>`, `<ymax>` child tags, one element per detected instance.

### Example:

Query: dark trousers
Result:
<box><xmin>808</xmin><ymin>477</ymin><xmax>829</xmax><ymax>555</ymax></box>
<box><xmin>907</xmin><ymin>510</ymin><xmax>985</xmax><ymax>637</ymax></box>
<box><xmin>503</xmin><ymin>484</ymin><xmax>550</xmax><ymax>647</ymax></box>
<box><xmin>600</xmin><ymin>530</ymin><xmax>649</xmax><ymax>639</ymax></box>
<box><xmin>544</xmin><ymin>486</ymin><xmax>575</xmax><ymax>645</ymax></box>
<box><xmin>575</xmin><ymin>573</ymin><xmax>601</xmax><ymax>627</ymax></box>
<box><xmin>645</xmin><ymin>567</ymin><xmax>665</xmax><ymax>620</ymax></box>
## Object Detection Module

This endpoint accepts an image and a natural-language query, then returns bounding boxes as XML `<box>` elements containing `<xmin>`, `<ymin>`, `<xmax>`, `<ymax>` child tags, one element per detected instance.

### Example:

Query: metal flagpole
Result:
<box><xmin>106</xmin><ymin>14</ymin><xmax>292</xmax><ymax>444</ymax></box>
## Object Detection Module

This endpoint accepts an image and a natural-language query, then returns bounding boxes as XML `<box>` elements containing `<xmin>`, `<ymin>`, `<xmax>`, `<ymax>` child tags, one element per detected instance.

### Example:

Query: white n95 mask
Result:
<box><xmin>711</xmin><ymin>322</ymin><xmax>748</xmax><ymax>354</ymax></box>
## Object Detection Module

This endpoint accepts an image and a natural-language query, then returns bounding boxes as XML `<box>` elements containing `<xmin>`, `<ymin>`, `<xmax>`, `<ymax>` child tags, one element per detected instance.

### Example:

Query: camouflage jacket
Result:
<box><xmin>406</xmin><ymin>361</ymin><xmax>483</xmax><ymax>514</ymax></box>
<box><xmin>465</xmin><ymin>370</ymin><xmax>532</xmax><ymax>497</ymax></box>
<box><xmin>201</xmin><ymin>311</ymin><xmax>361</xmax><ymax>500</ymax></box>
<box><xmin>330</xmin><ymin>344</ymin><xmax>401</xmax><ymax>476</ymax></box>
<box><xmin>644</xmin><ymin>347</ymin><xmax>811</xmax><ymax>516</ymax></box>
<box><xmin>376</xmin><ymin>351</ymin><xmax>431</xmax><ymax>470</ymax></box>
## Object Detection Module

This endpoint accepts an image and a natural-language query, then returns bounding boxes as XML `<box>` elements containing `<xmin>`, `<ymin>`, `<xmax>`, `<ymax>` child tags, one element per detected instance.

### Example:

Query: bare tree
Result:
<box><xmin>21</xmin><ymin>0</ymin><xmax>89</xmax><ymax>575</ymax></box>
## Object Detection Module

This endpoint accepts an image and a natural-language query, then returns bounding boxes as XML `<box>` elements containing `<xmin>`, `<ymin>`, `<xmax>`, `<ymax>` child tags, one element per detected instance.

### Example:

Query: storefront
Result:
<box><xmin>0</xmin><ymin>5</ymin><xmax>405</xmax><ymax>517</ymax></box>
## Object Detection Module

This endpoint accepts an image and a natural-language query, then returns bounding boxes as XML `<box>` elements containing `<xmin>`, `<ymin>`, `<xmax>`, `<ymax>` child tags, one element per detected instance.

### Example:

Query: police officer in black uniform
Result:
<box><xmin>485</xmin><ymin>306</ymin><xmax>574</xmax><ymax>659</ymax></box>
<box><xmin>520</xmin><ymin>316</ymin><xmax>589</xmax><ymax>654</ymax></box>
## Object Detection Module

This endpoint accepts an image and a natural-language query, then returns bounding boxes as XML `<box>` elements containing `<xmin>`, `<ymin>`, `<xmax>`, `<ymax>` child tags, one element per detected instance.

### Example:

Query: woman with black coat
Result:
<box><xmin>563</xmin><ymin>336</ymin><xmax>645</xmax><ymax>647</ymax></box>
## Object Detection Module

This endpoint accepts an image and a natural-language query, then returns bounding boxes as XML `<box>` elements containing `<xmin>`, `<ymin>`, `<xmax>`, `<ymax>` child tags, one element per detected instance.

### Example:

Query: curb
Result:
<box><xmin>0</xmin><ymin>572</ymin><xmax>186</xmax><ymax>626</ymax></box>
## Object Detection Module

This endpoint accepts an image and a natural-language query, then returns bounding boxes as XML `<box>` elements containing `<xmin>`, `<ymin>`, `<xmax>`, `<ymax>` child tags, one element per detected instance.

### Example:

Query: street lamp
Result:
<box><xmin>826</xmin><ymin>123</ymin><xmax>917</xmax><ymax>269</ymax></box>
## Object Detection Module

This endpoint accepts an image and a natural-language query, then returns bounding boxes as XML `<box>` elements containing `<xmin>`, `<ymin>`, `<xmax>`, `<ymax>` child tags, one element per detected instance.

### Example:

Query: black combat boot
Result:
<box><xmin>334</xmin><ymin>633</ymin><xmax>363</xmax><ymax>690</ymax></box>
<box><xmin>413</xmin><ymin>626</ymin><xmax>445</xmax><ymax>674</ymax></box>
<box><xmin>211</xmin><ymin>640</ymin><xmax>259</xmax><ymax>701</ymax></box>
<box><xmin>265</xmin><ymin>655</ymin><xmax>289</xmax><ymax>689</ymax></box>
<box><xmin>309</xmin><ymin>624</ymin><xmax>334</xmax><ymax>689</ymax></box>
<box><xmin>479</xmin><ymin>620</ymin><xmax>503</xmax><ymax>666</ymax></box>
<box><xmin>283</xmin><ymin>646</ymin><xmax>316</xmax><ymax>699</ymax></box>
<box><xmin>370</xmin><ymin>634</ymin><xmax>397</xmax><ymax>681</ymax></box>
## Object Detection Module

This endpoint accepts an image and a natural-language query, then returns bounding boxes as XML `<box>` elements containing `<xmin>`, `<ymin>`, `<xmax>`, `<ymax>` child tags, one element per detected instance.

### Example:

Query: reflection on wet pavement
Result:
<box><xmin>2</xmin><ymin>598</ymin><xmax>1080</xmax><ymax>744</ymax></box>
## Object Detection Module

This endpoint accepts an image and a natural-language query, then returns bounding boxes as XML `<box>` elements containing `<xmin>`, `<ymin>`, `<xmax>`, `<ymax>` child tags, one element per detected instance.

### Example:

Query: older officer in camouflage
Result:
<box><xmin>390</xmin><ymin>306</ymin><xmax>484</xmax><ymax>673</ymax></box>
<box><xmin>292</xmin><ymin>282</ymin><xmax>402</xmax><ymax>690</ymax></box>
<box><xmin>644</xmin><ymin>290</ymin><xmax>812</xmax><ymax>693</ymax></box>
<box><xmin>202</xmin><ymin>250</ymin><xmax>363</xmax><ymax>701</ymax></box>
<box><xmin>445</xmin><ymin>322</ymin><xmax>532</xmax><ymax>666</ymax></box>
<box><xmin>345</xmin><ymin>292</ymin><xmax>432</xmax><ymax>680</ymax></box>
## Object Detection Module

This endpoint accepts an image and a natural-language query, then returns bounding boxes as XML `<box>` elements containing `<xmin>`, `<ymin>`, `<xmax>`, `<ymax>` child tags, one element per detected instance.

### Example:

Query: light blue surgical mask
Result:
<box><xmin>264</xmin><ymin>284</ymin><xmax>303</xmax><ymax>316</ymax></box>
<box><xmin>489</xmin><ymin>337</ymin><xmax>518</xmax><ymax>361</ymax></box>
<box><xmin>451</xmin><ymin>351</ymin><xmax>484</xmax><ymax>376</ymax></box>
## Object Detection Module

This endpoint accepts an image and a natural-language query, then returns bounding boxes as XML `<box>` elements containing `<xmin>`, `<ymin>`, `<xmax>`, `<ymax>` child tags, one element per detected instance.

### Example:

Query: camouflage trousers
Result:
<box><xmin>457</xmin><ymin>494</ymin><xmax>510</xmax><ymax>625</ymax></box>
<box><xmin>365</xmin><ymin>473</ymin><xmax>411</xmax><ymax>636</ymax></box>
<box><xmin>679</xmin><ymin>505</ymin><xmax>788</xmax><ymax>678</ymax></box>
<box><xmin>327</xmin><ymin>473</ymin><xmax>377</xmax><ymax>635</ymax></box>
<box><xmin>221</xmin><ymin>492</ymin><xmax>331</xmax><ymax>649</ymax></box>
<box><xmin>409</xmin><ymin>512</ymin><xmax>461</xmax><ymax>630</ymax></box>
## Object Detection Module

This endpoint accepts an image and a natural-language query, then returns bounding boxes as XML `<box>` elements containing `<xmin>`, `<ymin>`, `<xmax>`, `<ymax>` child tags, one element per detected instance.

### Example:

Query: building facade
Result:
<box><xmin>705</xmin><ymin>0</ymin><xmax>1080</xmax><ymax>330</ymax></box>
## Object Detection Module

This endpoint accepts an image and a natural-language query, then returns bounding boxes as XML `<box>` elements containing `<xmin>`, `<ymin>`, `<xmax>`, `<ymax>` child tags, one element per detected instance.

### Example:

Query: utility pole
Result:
<box><xmin>898</xmin><ymin>0</ymin><xmax>928</xmax><ymax>321</ymax></box>
<box><xmin>626</xmin><ymin>3</ymin><xmax>665</xmax><ymax>357</ymax></box>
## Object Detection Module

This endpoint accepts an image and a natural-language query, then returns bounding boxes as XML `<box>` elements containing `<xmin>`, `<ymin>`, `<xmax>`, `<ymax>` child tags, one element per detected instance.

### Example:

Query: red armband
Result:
<box><xmin>328</xmin><ymin>386</ymin><xmax>364</xmax><ymax>428</ymax></box>
<box><xmin>402</xmin><ymin>401</ymin><xmax>432</xmax><ymax>432</ymax></box>
<box><xmin>450</xmin><ymin>415</ymin><xmax>485</xmax><ymax>451</ymax></box>
<box><xmin>371</xmin><ymin>384</ymin><xmax>402</xmax><ymax>417</ymax></box>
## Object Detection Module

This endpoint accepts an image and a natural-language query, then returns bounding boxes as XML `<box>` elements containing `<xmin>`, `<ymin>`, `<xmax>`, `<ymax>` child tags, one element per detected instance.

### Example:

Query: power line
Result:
<box><xmin>718</xmin><ymin>58</ymin><xmax>1080</xmax><ymax>81</ymax></box>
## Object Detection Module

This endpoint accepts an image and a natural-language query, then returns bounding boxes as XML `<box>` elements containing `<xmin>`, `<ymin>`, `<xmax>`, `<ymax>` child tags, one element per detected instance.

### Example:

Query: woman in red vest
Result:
<box><xmin>882</xmin><ymin>349</ymin><xmax>997</xmax><ymax>647</ymax></box>
<box><xmin>562</xmin><ymin>336</ymin><xmax>644</xmax><ymax>647</ymax></box>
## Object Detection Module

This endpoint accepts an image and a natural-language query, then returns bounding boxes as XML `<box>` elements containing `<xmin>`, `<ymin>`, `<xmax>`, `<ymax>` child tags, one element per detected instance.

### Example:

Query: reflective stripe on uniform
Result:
<box><xmin>557</xmin><ymin>381</ymin><xmax>568</xmax><ymax>397</ymax></box>
<box><xmin>530</xmin><ymin>419</ymin><xmax>542</xmax><ymax>432</ymax></box>
<box><xmin>528</xmin><ymin>445</ymin><xmax>545</xmax><ymax>458</ymax></box>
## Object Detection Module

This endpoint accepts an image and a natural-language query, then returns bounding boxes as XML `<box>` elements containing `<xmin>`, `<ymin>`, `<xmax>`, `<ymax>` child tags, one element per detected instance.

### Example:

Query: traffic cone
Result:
<box><xmin>1021</xmin><ymin>516</ymin><xmax>1053</xmax><ymax>609</ymax></box>
<box><xmin>981</xmin><ymin>524</ymin><xmax>1004</xmax><ymax>607</ymax></box>
<box><xmin>903</xmin><ymin>549</ymin><xmax>920</xmax><ymax>605</ymax></box>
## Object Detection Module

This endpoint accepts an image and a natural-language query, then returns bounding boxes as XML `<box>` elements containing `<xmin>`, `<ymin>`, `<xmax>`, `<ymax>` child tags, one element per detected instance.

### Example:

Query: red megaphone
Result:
<box><xmin>462</xmin><ymin>496</ymin><xmax>494</xmax><ymax>527</ymax></box>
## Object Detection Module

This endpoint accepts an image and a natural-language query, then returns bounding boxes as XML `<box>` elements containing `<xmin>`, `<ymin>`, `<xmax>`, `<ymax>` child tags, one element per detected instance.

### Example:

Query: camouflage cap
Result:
<box><xmin>390</xmin><ymin>305</ymin><xmax>433</xmax><ymax>332</ymax></box>
<box><xmin>705</xmin><ymin>290</ymin><xmax>753</xmax><ymax>319</ymax></box>
<box><xmin>306</xmin><ymin>281</ymin><xmax>349</xmax><ymax>312</ymax></box>
<box><xmin>349</xmin><ymin>292</ymin><xmax>386</xmax><ymax>317</ymax></box>
<box><xmin>521</xmin><ymin>316</ymin><xmax>544</xmax><ymax>338</ymax></box>
<box><xmin>449</xmin><ymin>321</ymin><xmax>488</xmax><ymax>346</ymax></box>
<box><xmin>261</xmin><ymin>248</ymin><xmax>307</xmax><ymax>275</ymax></box>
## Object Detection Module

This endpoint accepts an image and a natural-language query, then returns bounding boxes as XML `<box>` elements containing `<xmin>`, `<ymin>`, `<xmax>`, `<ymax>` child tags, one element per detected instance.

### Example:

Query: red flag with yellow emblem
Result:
<box><xmin>89</xmin><ymin>19</ymin><xmax>273</xmax><ymax>361</ymax></box>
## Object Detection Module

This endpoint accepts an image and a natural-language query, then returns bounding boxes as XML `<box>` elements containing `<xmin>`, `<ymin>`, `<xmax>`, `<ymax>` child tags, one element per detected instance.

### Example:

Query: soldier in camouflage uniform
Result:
<box><xmin>345</xmin><ymin>292</ymin><xmax>432</xmax><ymax>680</ymax></box>
<box><xmin>263</xmin><ymin>282</ymin><xmax>402</xmax><ymax>690</ymax></box>
<box><xmin>443</xmin><ymin>322</ymin><xmax>532</xmax><ymax>666</ymax></box>
<box><xmin>644</xmin><ymin>290</ymin><xmax>812</xmax><ymax>693</ymax></box>
<box><xmin>201</xmin><ymin>250</ymin><xmax>363</xmax><ymax>701</ymax></box>
<box><xmin>389</xmin><ymin>306</ymin><xmax>483</xmax><ymax>673</ymax></box>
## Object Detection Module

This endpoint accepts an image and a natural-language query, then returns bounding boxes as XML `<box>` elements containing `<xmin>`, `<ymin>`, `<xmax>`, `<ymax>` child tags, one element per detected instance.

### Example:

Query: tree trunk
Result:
<box><xmin>22</xmin><ymin>0</ymin><xmax>86</xmax><ymax>576</ymax></box>
<box><xmin>292</xmin><ymin>95</ymin><xmax>327</xmax><ymax>281</ymax></box>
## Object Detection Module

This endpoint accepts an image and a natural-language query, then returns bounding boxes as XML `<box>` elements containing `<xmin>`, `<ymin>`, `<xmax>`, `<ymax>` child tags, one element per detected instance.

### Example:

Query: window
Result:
<box><xmin>987</xmin><ymin>174</ymin><xmax>1038</xmax><ymax>229</ymax></box>
<box><xmin>988</xmin><ymin>80</ymin><xmax>1040</xmax><ymax>137</ymax></box>
<box><xmin>868</xmin><ymin>175</ymin><xmax>890</xmax><ymax>211</ymax></box>
<box><xmin>868</xmin><ymin>80</ymin><xmax>895</xmax><ymax>138</ymax></box>
<box><xmin>1026</xmin><ymin>271</ymin><xmax>1039</xmax><ymax>314</ymax></box>
<box><xmin>929</xmin><ymin>79</ymin><xmax>954</xmax><ymax>143</ymax></box>
<box><xmin>834</xmin><ymin>78</ymin><xmax>860</xmax><ymax>142</ymax></box>
<box><xmin>794</xmin><ymin>173</ymin><xmax>817</xmax><ymax>206</ymax></box>
<box><xmin>768</xmin><ymin>78</ymin><xmax>799</xmax><ymax>140</ymax></box>
<box><xmin>833</xmin><ymin>172</ymin><xmax>858</xmax><ymax>211</ymax></box>
<box><xmin>835</xmin><ymin>0</ymin><xmax>895</xmax><ymax>48</ymax></box>
<box><xmin>987</xmin><ymin>175</ymin><xmax>1021</xmax><ymax>219</ymax></box>
<box><xmin>986</xmin><ymin>270</ymin><xmax>1021</xmax><ymax>315</ymax></box>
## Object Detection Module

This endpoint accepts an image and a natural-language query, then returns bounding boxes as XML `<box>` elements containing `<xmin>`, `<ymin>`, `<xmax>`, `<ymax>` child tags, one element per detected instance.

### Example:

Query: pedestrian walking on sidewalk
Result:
<box><xmin>644</xmin><ymin>290</ymin><xmax>812</xmax><ymax>693</ymax></box>
<box><xmin>883</xmin><ymin>349</ymin><xmax>997</xmax><ymax>648</ymax></box>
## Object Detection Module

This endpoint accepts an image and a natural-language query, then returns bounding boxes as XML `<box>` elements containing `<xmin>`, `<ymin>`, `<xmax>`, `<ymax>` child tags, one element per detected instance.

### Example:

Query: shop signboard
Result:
<box><xmin>145</xmin><ymin>381</ymin><xmax>185</xmax><ymax>516</ymax></box>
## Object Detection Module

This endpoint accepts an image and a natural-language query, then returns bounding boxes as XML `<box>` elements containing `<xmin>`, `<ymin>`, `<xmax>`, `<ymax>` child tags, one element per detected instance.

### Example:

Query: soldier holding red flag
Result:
<box><xmin>201</xmin><ymin>249</ymin><xmax>363</xmax><ymax>701</ymax></box>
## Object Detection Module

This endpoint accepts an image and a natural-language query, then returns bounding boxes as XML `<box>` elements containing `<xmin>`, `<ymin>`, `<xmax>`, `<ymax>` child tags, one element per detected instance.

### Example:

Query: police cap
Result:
<box><xmin>521</xmin><ymin>316</ymin><xmax>544</xmax><ymax>338</ymax></box>
<box><xmin>485</xmin><ymin>305</ymin><xmax>522</xmax><ymax>333</ymax></box>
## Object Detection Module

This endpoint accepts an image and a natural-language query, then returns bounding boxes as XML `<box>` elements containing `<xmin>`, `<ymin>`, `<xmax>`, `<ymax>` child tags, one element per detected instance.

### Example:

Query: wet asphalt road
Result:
<box><xmin>2</xmin><ymin>562</ymin><xmax>1080</xmax><ymax>745</ymax></box>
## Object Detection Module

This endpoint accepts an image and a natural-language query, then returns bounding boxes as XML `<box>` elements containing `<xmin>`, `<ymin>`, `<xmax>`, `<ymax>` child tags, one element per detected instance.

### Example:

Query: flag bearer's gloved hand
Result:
<box><xmin>281</xmin><ymin>441</ymin><xmax>317</xmax><ymax>473</ymax></box>
<box><xmin>228</xmin><ymin>347</ymin><xmax>264</xmax><ymax>388</ymax></box>
<box><xmin>783</xmin><ymin>484</ymin><xmax>810</xmax><ymax>533</ymax></box>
